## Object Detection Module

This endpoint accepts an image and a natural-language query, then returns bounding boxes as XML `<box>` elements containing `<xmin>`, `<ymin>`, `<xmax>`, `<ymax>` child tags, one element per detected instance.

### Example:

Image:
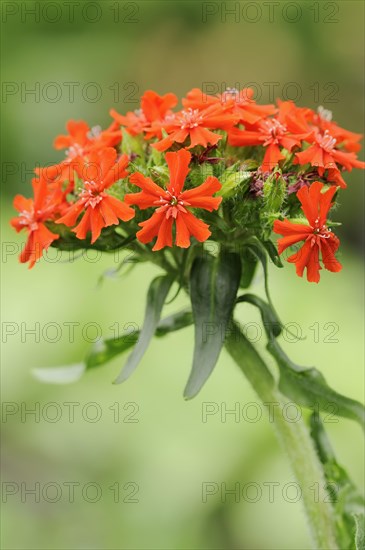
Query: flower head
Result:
<box><xmin>11</xmin><ymin>177</ymin><xmax>61</xmax><ymax>268</ymax></box>
<box><xmin>54</xmin><ymin>119</ymin><xmax>121</xmax><ymax>155</ymax></box>
<box><xmin>56</xmin><ymin>148</ymin><xmax>134</xmax><ymax>243</ymax></box>
<box><xmin>110</xmin><ymin>90</ymin><xmax>178</xmax><ymax>139</ymax></box>
<box><xmin>273</xmin><ymin>181</ymin><xmax>342</xmax><ymax>283</ymax></box>
<box><xmin>228</xmin><ymin>104</ymin><xmax>311</xmax><ymax>170</ymax></box>
<box><xmin>152</xmin><ymin>104</ymin><xmax>238</xmax><ymax>152</ymax></box>
<box><xmin>183</xmin><ymin>87</ymin><xmax>276</xmax><ymax>125</ymax></box>
<box><xmin>34</xmin><ymin>120</ymin><xmax>122</xmax><ymax>193</ymax></box>
<box><xmin>295</xmin><ymin>129</ymin><xmax>365</xmax><ymax>188</ymax></box>
<box><xmin>125</xmin><ymin>148</ymin><xmax>222</xmax><ymax>250</ymax></box>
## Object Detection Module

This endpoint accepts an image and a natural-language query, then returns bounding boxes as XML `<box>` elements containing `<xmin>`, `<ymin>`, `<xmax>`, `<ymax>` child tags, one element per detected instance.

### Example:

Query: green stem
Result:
<box><xmin>225</xmin><ymin>324</ymin><xmax>338</xmax><ymax>549</ymax></box>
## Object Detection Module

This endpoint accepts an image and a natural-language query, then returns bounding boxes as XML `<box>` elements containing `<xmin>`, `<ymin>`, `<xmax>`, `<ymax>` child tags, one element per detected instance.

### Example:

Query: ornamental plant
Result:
<box><xmin>12</xmin><ymin>88</ymin><xmax>365</xmax><ymax>548</ymax></box>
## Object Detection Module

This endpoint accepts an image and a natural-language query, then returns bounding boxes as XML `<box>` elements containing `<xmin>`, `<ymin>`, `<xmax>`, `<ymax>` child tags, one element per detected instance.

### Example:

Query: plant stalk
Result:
<box><xmin>225</xmin><ymin>325</ymin><xmax>338</xmax><ymax>549</ymax></box>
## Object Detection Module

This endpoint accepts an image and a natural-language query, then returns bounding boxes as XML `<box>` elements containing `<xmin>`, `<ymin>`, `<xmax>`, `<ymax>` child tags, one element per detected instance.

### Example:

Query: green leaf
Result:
<box><xmin>121</xmin><ymin>127</ymin><xmax>144</xmax><ymax>159</ymax></box>
<box><xmin>32</xmin><ymin>364</ymin><xmax>85</xmax><ymax>384</ymax></box>
<box><xmin>236</xmin><ymin>293</ymin><xmax>282</xmax><ymax>338</ymax></box>
<box><xmin>150</xmin><ymin>145</ymin><xmax>164</xmax><ymax>166</ymax></box>
<box><xmin>114</xmin><ymin>275</ymin><xmax>174</xmax><ymax>384</ymax></box>
<box><xmin>262</xmin><ymin>171</ymin><xmax>286</xmax><ymax>212</ymax></box>
<box><xmin>184</xmin><ymin>250</ymin><xmax>241</xmax><ymax>399</ymax></box>
<box><xmin>262</xmin><ymin>239</ymin><xmax>283</xmax><ymax>268</ymax></box>
<box><xmin>245</xmin><ymin>236</ymin><xmax>275</xmax><ymax>307</ymax></box>
<box><xmin>237</xmin><ymin>294</ymin><xmax>365</xmax><ymax>428</ymax></box>
<box><xmin>48</xmin><ymin>222</ymin><xmax>135</xmax><ymax>252</ymax></box>
<box><xmin>86</xmin><ymin>328</ymin><xmax>139</xmax><ymax>369</ymax></box>
<box><xmin>86</xmin><ymin>309</ymin><xmax>192</xmax><ymax>369</ymax></box>
<box><xmin>268</xmin><ymin>338</ymin><xmax>365</xmax><ymax>428</ymax></box>
<box><xmin>98</xmin><ymin>251</ymin><xmax>140</xmax><ymax>286</ymax></box>
<box><xmin>155</xmin><ymin>309</ymin><xmax>193</xmax><ymax>337</ymax></box>
<box><xmin>244</xmin><ymin>238</ymin><xmax>301</xmax><ymax>340</ymax></box>
<box><xmin>310</xmin><ymin>415</ymin><xmax>365</xmax><ymax>549</ymax></box>
<box><xmin>355</xmin><ymin>515</ymin><xmax>365</xmax><ymax>550</ymax></box>
<box><xmin>239</xmin><ymin>248</ymin><xmax>258</xmax><ymax>288</ymax></box>
<box><xmin>33</xmin><ymin>310</ymin><xmax>193</xmax><ymax>384</ymax></box>
<box><xmin>217</xmin><ymin>166</ymin><xmax>251</xmax><ymax>198</ymax></box>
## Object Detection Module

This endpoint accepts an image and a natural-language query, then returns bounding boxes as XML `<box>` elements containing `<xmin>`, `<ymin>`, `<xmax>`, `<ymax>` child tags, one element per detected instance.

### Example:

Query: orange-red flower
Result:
<box><xmin>125</xmin><ymin>148</ymin><xmax>222</xmax><ymax>250</ymax></box>
<box><xmin>56</xmin><ymin>148</ymin><xmax>134</xmax><ymax>243</ymax></box>
<box><xmin>183</xmin><ymin>87</ymin><xmax>276</xmax><ymax>125</ymax></box>
<box><xmin>228</xmin><ymin>100</ymin><xmax>313</xmax><ymax>171</ymax></box>
<box><xmin>152</xmin><ymin>104</ymin><xmax>238</xmax><ymax>152</ymax></box>
<box><xmin>34</xmin><ymin>120</ymin><xmax>122</xmax><ymax>191</ymax></box>
<box><xmin>273</xmin><ymin>181</ymin><xmax>342</xmax><ymax>283</ymax></box>
<box><xmin>11</xmin><ymin>177</ymin><xmax>61</xmax><ymax>268</ymax></box>
<box><xmin>305</xmin><ymin>106</ymin><xmax>363</xmax><ymax>153</ymax></box>
<box><xmin>110</xmin><ymin>90</ymin><xmax>178</xmax><ymax>139</ymax></box>
<box><xmin>54</xmin><ymin>119</ymin><xmax>121</xmax><ymax>153</ymax></box>
<box><xmin>294</xmin><ymin>129</ymin><xmax>365</xmax><ymax>188</ymax></box>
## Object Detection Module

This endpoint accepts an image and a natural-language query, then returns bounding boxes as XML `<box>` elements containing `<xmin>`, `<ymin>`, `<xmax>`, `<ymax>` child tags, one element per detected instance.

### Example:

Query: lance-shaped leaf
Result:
<box><xmin>245</xmin><ymin>239</ymin><xmax>301</xmax><ymax>340</ymax></box>
<box><xmin>184</xmin><ymin>251</ymin><xmax>241</xmax><ymax>399</ymax></box>
<box><xmin>310</xmin><ymin>414</ymin><xmax>365</xmax><ymax>549</ymax></box>
<box><xmin>236</xmin><ymin>293</ymin><xmax>365</xmax><ymax>428</ymax></box>
<box><xmin>48</xmin><ymin>222</ymin><xmax>136</xmax><ymax>252</ymax></box>
<box><xmin>86</xmin><ymin>309</ymin><xmax>193</xmax><ymax>370</ymax></box>
<box><xmin>86</xmin><ymin>328</ymin><xmax>139</xmax><ymax>370</ymax></box>
<box><xmin>32</xmin><ymin>363</ymin><xmax>85</xmax><ymax>384</ymax></box>
<box><xmin>239</xmin><ymin>248</ymin><xmax>258</xmax><ymax>289</ymax></box>
<box><xmin>114</xmin><ymin>275</ymin><xmax>174</xmax><ymax>384</ymax></box>
<box><xmin>354</xmin><ymin>515</ymin><xmax>365</xmax><ymax>550</ymax></box>
<box><xmin>245</xmin><ymin>236</ymin><xmax>276</xmax><ymax>310</ymax></box>
<box><xmin>33</xmin><ymin>310</ymin><xmax>193</xmax><ymax>384</ymax></box>
<box><xmin>268</xmin><ymin>338</ymin><xmax>365</xmax><ymax>428</ymax></box>
<box><xmin>155</xmin><ymin>309</ymin><xmax>193</xmax><ymax>337</ymax></box>
<box><xmin>236</xmin><ymin>293</ymin><xmax>282</xmax><ymax>339</ymax></box>
<box><xmin>262</xmin><ymin>239</ymin><xmax>283</xmax><ymax>268</ymax></box>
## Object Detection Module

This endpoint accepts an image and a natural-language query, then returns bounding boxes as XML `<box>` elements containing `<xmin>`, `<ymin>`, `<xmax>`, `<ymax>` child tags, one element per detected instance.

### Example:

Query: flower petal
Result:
<box><xmin>320</xmin><ymin>236</ymin><xmax>342</xmax><ymax>273</ymax></box>
<box><xmin>136</xmin><ymin>210</ymin><xmax>166</xmax><ymax>244</ymax></box>
<box><xmin>180</xmin><ymin>176</ymin><xmax>222</xmax><ymax>211</ymax></box>
<box><xmin>166</xmin><ymin>148</ymin><xmax>191</xmax><ymax>195</ymax></box>
<box><xmin>152</xmin><ymin>216</ymin><xmax>174</xmax><ymax>251</ymax></box>
<box><xmin>177</xmin><ymin>210</ymin><xmax>211</xmax><ymax>243</ymax></box>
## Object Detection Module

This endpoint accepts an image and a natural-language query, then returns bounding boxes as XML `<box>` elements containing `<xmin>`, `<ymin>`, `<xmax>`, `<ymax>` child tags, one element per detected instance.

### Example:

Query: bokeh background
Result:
<box><xmin>1</xmin><ymin>1</ymin><xmax>364</xmax><ymax>548</ymax></box>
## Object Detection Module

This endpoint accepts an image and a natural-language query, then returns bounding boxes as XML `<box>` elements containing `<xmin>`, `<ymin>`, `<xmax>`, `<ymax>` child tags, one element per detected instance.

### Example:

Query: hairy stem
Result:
<box><xmin>225</xmin><ymin>324</ymin><xmax>338</xmax><ymax>549</ymax></box>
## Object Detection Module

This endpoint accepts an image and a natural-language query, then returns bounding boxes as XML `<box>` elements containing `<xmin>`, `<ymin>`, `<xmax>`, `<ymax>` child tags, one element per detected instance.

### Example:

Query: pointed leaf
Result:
<box><xmin>86</xmin><ymin>309</ymin><xmax>193</xmax><ymax>370</ymax></box>
<box><xmin>355</xmin><ymin>514</ymin><xmax>365</xmax><ymax>550</ymax></box>
<box><xmin>237</xmin><ymin>294</ymin><xmax>365</xmax><ymax>428</ymax></box>
<box><xmin>86</xmin><ymin>329</ymin><xmax>139</xmax><ymax>369</ymax></box>
<box><xmin>184</xmin><ymin>250</ymin><xmax>241</xmax><ymax>399</ymax></box>
<box><xmin>262</xmin><ymin>239</ymin><xmax>283</xmax><ymax>268</ymax></box>
<box><xmin>310</xmin><ymin>415</ymin><xmax>365</xmax><ymax>549</ymax></box>
<box><xmin>268</xmin><ymin>338</ymin><xmax>365</xmax><ymax>428</ymax></box>
<box><xmin>236</xmin><ymin>293</ymin><xmax>282</xmax><ymax>338</ymax></box>
<box><xmin>32</xmin><ymin>363</ymin><xmax>85</xmax><ymax>384</ymax></box>
<box><xmin>239</xmin><ymin>248</ymin><xmax>258</xmax><ymax>288</ymax></box>
<box><xmin>245</xmin><ymin>237</ymin><xmax>275</xmax><ymax>306</ymax></box>
<box><xmin>48</xmin><ymin>222</ymin><xmax>135</xmax><ymax>252</ymax></box>
<box><xmin>114</xmin><ymin>275</ymin><xmax>174</xmax><ymax>383</ymax></box>
<box><xmin>155</xmin><ymin>309</ymin><xmax>193</xmax><ymax>337</ymax></box>
<box><xmin>33</xmin><ymin>310</ymin><xmax>193</xmax><ymax>385</ymax></box>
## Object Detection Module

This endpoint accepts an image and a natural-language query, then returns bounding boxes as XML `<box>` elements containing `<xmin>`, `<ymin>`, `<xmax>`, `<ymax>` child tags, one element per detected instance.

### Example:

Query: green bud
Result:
<box><xmin>263</xmin><ymin>171</ymin><xmax>287</xmax><ymax>212</ymax></box>
<box><xmin>217</xmin><ymin>168</ymin><xmax>251</xmax><ymax>198</ymax></box>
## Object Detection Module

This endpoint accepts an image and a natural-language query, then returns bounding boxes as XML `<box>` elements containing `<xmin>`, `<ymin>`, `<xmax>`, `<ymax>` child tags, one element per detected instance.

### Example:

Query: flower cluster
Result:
<box><xmin>12</xmin><ymin>88</ymin><xmax>364</xmax><ymax>281</ymax></box>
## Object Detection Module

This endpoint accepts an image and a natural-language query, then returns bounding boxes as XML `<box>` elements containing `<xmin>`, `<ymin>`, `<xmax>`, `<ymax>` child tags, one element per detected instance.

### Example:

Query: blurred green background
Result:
<box><xmin>1</xmin><ymin>1</ymin><xmax>364</xmax><ymax>548</ymax></box>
